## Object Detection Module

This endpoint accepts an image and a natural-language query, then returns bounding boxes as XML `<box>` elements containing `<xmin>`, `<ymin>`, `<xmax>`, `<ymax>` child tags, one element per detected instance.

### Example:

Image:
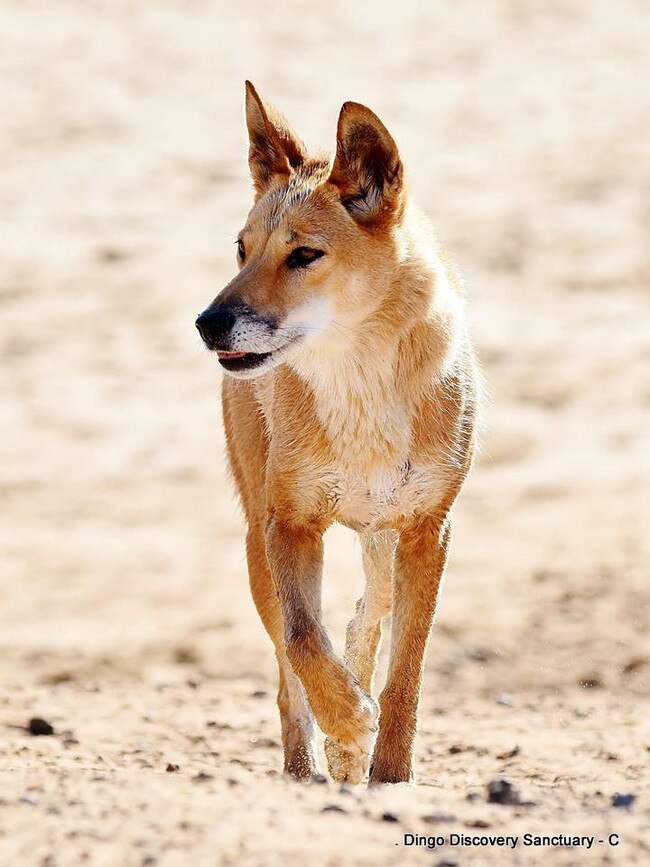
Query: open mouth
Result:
<box><xmin>216</xmin><ymin>348</ymin><xmax>273</xmax><ymax>373</ymax></box>
<box><xmin>215</xmin><ymin>336</ymin><xmax>302</xmax><ymax>373</ymax></box>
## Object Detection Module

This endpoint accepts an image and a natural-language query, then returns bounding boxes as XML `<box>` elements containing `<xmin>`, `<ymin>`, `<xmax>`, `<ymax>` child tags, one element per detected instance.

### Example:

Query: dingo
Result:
<box><xmin>196</xmin><ymin>82</ymin><xmax>479</xmax><ymax>785</ymax></box>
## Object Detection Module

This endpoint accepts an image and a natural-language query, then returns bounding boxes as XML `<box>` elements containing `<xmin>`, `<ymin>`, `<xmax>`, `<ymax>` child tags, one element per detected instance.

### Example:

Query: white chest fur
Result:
<box><xmin>291</xmin><ymin>336</ymin><xmax>412</xmax><ymax>467</ymax></box>
<box><xmin>330</xmin><ymin>462</ymin><xmax>444</xmax><ymax>531</ymax></box>
<box><xmin>252</xmin><ymin>312</ymin><xmax>454</xmax><ymax>530</ymax></box>
<box><xmin>287</xmin><ymin>338</ymin><xmax>447</xmax><ymax>528</ymax></box>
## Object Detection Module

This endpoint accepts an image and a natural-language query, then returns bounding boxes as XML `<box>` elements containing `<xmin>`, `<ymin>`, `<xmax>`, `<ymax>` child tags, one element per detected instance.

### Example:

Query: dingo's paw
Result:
<box><xmin>324</xmin><ymin>693</ymin><xmax>378</xmax><ymax>783</ymax></box>
<box><xmin>325</xmin><ymin>736</ymin><xmax>369</xmax><ymax>783</ymax></box>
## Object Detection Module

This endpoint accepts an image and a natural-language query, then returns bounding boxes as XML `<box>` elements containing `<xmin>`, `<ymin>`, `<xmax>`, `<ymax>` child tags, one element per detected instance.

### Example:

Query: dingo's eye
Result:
<box><xmin>236</xmin><ymin>239</ymin><xmax>246</xmax><ymax>261</ymax></box>
<box><xmin>286</xmin><ymin>247</ymin><xmax>325</xmax><ymax>269</ymax></box>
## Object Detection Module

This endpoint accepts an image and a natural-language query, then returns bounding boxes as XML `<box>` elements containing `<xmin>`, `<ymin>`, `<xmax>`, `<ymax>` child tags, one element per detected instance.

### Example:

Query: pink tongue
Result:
<box><xmin>217</xmin><ymin>350</ymin><xmax>248</xmax><ymax>359</ymax></box>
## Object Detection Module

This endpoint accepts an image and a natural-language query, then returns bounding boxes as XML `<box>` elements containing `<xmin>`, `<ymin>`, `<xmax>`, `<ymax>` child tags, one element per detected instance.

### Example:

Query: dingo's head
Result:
<box><xmin>196</xmin><ymin>82</ymin><xmax>405</xmax><ymax>379</ymax></box>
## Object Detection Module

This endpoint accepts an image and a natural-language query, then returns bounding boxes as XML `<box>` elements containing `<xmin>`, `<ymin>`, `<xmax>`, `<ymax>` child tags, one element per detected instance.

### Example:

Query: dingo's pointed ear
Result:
<box><xmin>245</xmin><ymin>81</ymin><xmax>307</xmax><ymax>197</ymax></box>
<box><xmin>329</xmin><ymin>102</ymin><xmax>403</xmax><ymax>227</ymax></box>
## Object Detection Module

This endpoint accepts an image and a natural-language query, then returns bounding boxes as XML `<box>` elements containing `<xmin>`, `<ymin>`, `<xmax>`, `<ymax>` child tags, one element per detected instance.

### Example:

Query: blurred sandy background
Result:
<box><xmin>1</xmin><ymin>1</ymin><xmax>649</xmax><ymax>864</ymax></box>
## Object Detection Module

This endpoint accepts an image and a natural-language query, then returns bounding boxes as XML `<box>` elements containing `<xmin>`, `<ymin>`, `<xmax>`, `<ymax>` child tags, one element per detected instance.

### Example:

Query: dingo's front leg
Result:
<box><xmin>246</xmin><ymin>524</ymin><xmax>318</xmax><ymax>778</ymax></box>
<box><xmin>325</xmin><ymin>530</ymin><xmax>395</xmax><ymax>782</ymax></box>
<box><xmin>265</xmin><ymin>518</ymin><xmax>378</xmax><ymax>781</ymax></box>
<box><xmin>369</xmin><ymin>512</ymin><xmax>452</xmax><ymax>785</ymax></box>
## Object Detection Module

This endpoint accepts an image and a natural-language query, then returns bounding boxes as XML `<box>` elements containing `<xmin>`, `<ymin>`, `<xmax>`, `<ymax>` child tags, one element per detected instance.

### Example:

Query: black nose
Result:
<box><xmin>195</xmin><ymin>305</ymin><xmax>237</xmax><ymax>349</ymax></box>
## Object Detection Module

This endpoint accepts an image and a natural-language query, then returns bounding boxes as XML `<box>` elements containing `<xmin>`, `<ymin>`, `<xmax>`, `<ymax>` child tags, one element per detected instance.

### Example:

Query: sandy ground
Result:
<box><xmin>1</xmin><ymin>1</ymin><xmax>650</xmax><ymax>864</ymax></box>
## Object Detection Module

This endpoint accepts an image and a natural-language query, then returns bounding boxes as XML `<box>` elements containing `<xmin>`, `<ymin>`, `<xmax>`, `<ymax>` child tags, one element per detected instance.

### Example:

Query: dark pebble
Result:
<box><xmin>28</xmin><ymin>718</ymin><xmax>54</xmax><ymax>736</ymax></box>
<box><xmin>251</xmin><ymin>690</ymin><xmax>268</xmax><ymax>698</ymax></box>
<box><xmin>487</xmin><ymin>778</ymin><xmax>522</xmax><ymax>805</ymax></box>
<box><xmin>321</xmin><ymin>804</ymin><xmax>347</xmax><ymax>814</ymax></box>
<box><xmin>165</xmin><ymin>763</ymin><xmax>180</xmax><ymax>773</ymax></box>
<box><xmin>381</xmin><ymin>811</ymin><xmax>399</xmax><ymax>823</ymax></box>
<box><xmin>611</xmin><ymin>793</ymin><xmax>636</xmax><ymax>809</ymax></box>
